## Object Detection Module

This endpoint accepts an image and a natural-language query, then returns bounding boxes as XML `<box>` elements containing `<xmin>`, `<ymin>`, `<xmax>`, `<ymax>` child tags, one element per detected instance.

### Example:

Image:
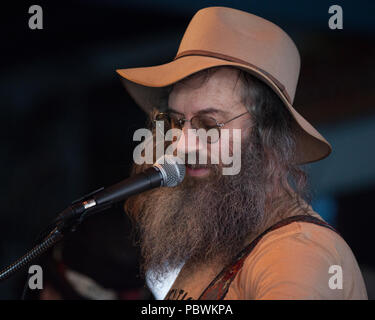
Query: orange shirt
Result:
<box><xmin>165</xmin><ymin>209</ymin><xmax>368</xmax><ymax>300</ymax></box>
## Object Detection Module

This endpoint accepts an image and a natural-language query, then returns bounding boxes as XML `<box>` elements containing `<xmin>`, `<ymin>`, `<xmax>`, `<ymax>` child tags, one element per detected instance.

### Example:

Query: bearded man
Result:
<box><xmin>116</xmin><ymin>7</ymin><xmax>367</xmax><ymax>300</ymax></box>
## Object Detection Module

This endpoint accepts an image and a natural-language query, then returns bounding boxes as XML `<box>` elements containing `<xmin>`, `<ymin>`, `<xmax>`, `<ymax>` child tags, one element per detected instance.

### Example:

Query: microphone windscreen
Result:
<box><xmin>154</xmin><ymin>155</ymin><xmax>185</xmax><ymax>187</ymax></box>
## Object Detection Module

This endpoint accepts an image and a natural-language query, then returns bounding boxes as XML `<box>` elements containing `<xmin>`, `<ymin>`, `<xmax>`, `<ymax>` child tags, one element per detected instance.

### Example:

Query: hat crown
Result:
<box><xmin>176</xmin><ymin>7</ymin><xmax>301</xmax><ymax>103</ymax></box>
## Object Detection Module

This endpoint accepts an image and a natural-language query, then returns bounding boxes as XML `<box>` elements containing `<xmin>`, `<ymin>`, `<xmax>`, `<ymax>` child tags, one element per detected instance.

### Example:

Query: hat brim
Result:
<box><xmin>116</xmin><ymin>55</ymin><xmax>331</xmax><ymax>165</ymax></box>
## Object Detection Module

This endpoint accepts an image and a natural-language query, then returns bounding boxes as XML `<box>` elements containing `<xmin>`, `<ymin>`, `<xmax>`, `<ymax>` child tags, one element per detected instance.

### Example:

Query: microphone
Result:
<box><xmin>93</xmin><ymin>154</ymin><xmax>185</xmax><ymax>206</ymax></box>
<box><xmin>59</xmin><ymin>155</ymin><xmax>186</xmax><ymax>222</ymax></box>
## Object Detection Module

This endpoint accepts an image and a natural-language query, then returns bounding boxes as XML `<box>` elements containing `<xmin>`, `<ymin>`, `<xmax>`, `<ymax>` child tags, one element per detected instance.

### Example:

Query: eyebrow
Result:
<box><xmin>167</xmin><ymin>107</ymin><xmax>228</xmax><ymax>117</ymax></box>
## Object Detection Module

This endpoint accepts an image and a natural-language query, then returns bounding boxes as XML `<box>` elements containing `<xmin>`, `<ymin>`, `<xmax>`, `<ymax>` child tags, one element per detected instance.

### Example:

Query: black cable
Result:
<box><xmin>0</xmin><ymin>228</ymin><xmax>63</xmax><ymax>282</ymax></box>
<box><xmin>0</xmin><ymin>196</ymin><xmax>113</xmax><ymax>300</ymax></box>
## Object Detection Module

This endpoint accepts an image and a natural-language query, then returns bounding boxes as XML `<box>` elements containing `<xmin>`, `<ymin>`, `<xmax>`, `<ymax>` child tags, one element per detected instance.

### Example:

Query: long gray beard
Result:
<box><xmin>126</xmin><ymin>137</ymin><xmax>267</xmax><ymax>283</ymax></box>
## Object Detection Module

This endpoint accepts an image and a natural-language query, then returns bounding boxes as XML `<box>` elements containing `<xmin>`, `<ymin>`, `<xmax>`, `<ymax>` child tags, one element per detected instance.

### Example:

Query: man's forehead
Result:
<box><xmin>168</xmin><ymin>67</ymin><xmax>244</xmax><ymax>115</ymax></box>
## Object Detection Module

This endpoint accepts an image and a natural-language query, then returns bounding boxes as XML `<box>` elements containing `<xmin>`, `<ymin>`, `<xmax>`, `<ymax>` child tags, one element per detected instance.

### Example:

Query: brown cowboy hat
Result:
<box><xmin>116</xmin><ymin>6</ymin><xmax>332</xmax><ymax>164</ymax></box>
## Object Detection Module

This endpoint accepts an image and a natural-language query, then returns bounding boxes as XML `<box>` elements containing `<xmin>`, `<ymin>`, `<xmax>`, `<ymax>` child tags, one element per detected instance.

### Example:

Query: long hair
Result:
<box><xmin>238</xmin><ymin>69</ymin><xmax>310</xmax><ymax>206</ymax></box>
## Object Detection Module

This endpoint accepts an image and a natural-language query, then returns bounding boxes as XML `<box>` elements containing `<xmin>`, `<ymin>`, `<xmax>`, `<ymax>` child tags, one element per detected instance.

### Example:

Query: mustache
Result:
<box><xmin>186</xmin><ymin>163</ymin><xmax>210</xmax><ymax>169</ymax></box>
<box><xmin>179</xmin><ymin>150</ymin><xmax>220</xmax><ymax>166</ymax></box>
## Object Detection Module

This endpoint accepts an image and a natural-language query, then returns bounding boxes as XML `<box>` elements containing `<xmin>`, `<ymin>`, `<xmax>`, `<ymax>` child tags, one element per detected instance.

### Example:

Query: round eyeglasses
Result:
<box><xmin>153</xmin><ymin>111</ymin><xmax>248</xmax><ymax>144</ymax></box>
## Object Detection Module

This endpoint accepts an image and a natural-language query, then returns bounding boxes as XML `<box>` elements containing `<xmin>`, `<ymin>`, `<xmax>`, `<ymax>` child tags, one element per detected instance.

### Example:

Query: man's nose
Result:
<box><xmin>175</xmin><ymin>124</ymin><xmax>204</xmax><ymax>156</ymax></box>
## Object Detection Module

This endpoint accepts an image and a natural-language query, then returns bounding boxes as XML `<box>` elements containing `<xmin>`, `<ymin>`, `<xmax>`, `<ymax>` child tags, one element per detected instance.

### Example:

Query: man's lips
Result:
<box><xmin>185</xmin><ymin>164</ymin><xmax>210</xmax><ymax>177</ymax></box>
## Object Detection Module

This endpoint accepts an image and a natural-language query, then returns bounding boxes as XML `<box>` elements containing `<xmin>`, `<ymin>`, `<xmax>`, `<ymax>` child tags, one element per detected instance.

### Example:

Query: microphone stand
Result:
<box><xmin>0</xmin><ymin>187</ymin><xmax>112</xmax><ymax>283</ymax></box>
<box><xmin>1</xmin><ymin>155</ymin><xmax>183</xmax><ymax>294</ymax></box>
